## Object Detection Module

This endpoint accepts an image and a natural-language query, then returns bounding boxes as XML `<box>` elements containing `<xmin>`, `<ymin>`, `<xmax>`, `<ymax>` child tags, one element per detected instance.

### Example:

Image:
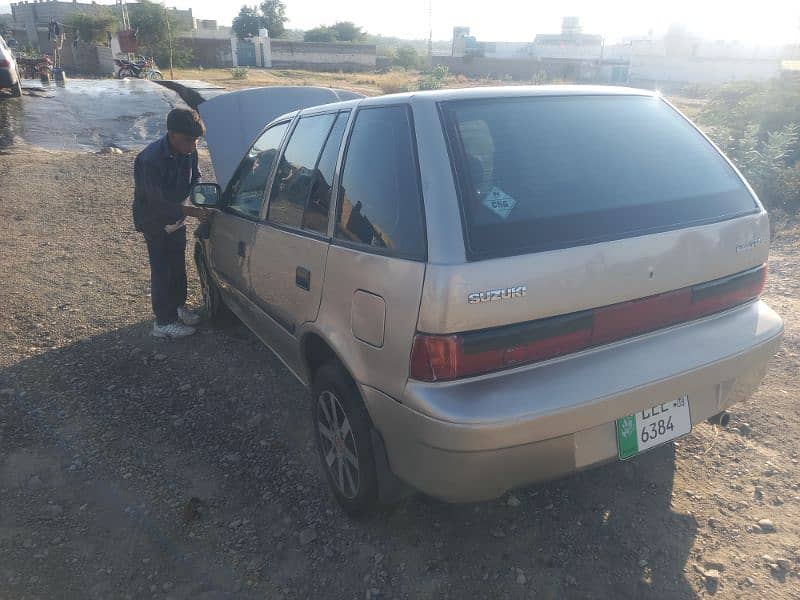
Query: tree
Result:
<box><xmin>0</xmin><ymin>15</ymin><xmax>11</xmax><ymax>37</ymax></box>
<box><xmin>395</xmin><ymin>45</ymin><xmax>419</xmax><ymax>69</ymax></box>
<box><xmin>232</xmin><ymin>6</ymin><xmax>264</xmax><ymax>39</ymax></box>
<box><xmin>331</xmin><ymin>21</ymin><xmax>364</xmax><ymax>42</ymax></box>
<box><xmin>128</xmin><ymin>0</ymin><xmax>192</xmax><ymax>68</ymax></box>
<box><xmin>259</xmin><ymin>0</ymin><xmax>287</xmax><ymax>38</ymax></box>
<box><xmin>303</xmin><ymin>26</ymin><xmax>337</xmax><ymax>43</ymax></box>
<box><xmin>67</xmin><ymin>12</ymin><xmax>118</xmax><ymax>44</ymax></box>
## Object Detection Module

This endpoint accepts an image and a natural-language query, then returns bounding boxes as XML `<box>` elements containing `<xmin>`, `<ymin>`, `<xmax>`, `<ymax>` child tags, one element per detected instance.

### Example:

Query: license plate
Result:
<box><xmin>616</xmin><ymin>396</ymin><xmax>692</xmax><ymax>459</ymax></box>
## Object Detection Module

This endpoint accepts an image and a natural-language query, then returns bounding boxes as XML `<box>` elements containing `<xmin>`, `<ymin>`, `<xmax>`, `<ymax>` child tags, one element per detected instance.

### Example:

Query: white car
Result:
<box><xmin>190</xmin><ymin>85</ymin><xmax>783</xmax><ymax>515</ymax></box>
<box><xmin>0</xmin><ymin>34</ymin><xmax>21</xmax><ymax>98</ymax></box>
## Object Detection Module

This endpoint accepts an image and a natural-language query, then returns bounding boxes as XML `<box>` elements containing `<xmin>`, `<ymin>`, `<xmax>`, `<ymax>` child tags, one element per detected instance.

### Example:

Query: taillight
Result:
<box><xmin>410</xmin><ymin>264</ymin><xmax>767</xmax><ymax>382</ymax></box>
<box><xmin>689</xmin><ymin>264</ymin><xmax>767</xmax><ymax>319</ymax></box>
<box><xmin>0</xmin><ymin>59</ymin><xmax>9</xmax><ymax>68</ymax></box>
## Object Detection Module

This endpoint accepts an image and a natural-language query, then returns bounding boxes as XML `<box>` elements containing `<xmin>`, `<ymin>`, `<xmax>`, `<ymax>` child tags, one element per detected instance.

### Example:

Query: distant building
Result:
<box><xmin>9</xmin><ymin>0</ymin><xmax>193</xmax><ymax>51</ymax></box>
<box><xmin>629</xmin><ymin>25</ymin><xmax>783</xmax><ymax>87</ymax></box>
<box><xmin>532</xmin><ymin>17</ymin><xmax>602</xmax><ymax>61</ymax></box>
<box><xmin>481</xmin><ymin>41</ymin><xmax>532</xmax><ymax>59</ymax></box>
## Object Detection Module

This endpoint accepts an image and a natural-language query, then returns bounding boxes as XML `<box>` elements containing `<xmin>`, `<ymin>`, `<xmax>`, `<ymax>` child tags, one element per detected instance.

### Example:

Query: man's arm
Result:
<box><xmin>191</xmin><ymin>150</ymin><xmax>202</xmax><ymax>186</ymax></box>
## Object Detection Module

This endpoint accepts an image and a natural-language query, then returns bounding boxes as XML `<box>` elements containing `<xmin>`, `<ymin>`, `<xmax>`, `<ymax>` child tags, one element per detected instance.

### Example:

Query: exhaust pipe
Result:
<box><xmin>707</xmin><ymin>411</ymin><xmax>730</xmax><ymax>427</ymax></box>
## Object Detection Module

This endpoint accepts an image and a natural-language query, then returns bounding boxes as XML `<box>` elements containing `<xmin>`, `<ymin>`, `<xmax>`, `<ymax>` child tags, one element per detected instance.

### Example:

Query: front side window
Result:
<box><xmin>335</xmin><ymin>106</ymin><xmax>426</xmax><ymax>260</ymax></box>
<box><xmin>226</xmin><ymin>121</ymin><xmax>289</xmax><ymax>219</ymax></box>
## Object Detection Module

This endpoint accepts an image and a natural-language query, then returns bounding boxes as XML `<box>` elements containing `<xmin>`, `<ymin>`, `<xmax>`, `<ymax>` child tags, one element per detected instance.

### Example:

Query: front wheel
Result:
<box><xmin>312</xmin><ymin>363</ymin><xmax>379</xmax><ymax>517</ymax></box>
<box><xmin>145</xmin><ymin>69</ymin><xmax>163</xmax><ymax>81</ymax></box>
<box><xmin>195</xmin><ymin>244</ymin><xmax>231</xmax><ymax>326</ymax></box>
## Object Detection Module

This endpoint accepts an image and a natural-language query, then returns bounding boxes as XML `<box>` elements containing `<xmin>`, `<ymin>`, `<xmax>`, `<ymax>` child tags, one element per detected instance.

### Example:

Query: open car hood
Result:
<box><xmin>198</xmin><ymin>86</ymin><xmax>364</xmax><ymax>190</ymax></box>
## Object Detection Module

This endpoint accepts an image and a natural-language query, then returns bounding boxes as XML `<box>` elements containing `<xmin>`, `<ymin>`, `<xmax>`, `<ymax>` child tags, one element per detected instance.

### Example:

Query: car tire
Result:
<box><xmin>11</xmin><ymin>80</ymin><xmax>22</xmax><ymax>98</ymax></box>
<box><xmin>195</xmin><ymin>244</ymin><xmax>231</xmax><ymax>326</ymax></box>
<box><xmin>312</xmin><ymin>362</ymin><xmax>379</xmax><ymax>517</ymax></box>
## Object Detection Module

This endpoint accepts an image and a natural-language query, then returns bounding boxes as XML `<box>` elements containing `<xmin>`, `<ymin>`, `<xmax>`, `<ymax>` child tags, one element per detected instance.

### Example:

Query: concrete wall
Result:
<box><xmin>433</xmin><ymin>55</ymin><xmax>597</xmax><ymax>82</ymax></box>
<box><xmin>179</xmin><ymin>36</ymin><xmax>234</xmax><ymax>68</ymax></box>
<box><xmin>269</xmin><ymin>40</ymin><xmax>376</xmax><ymax>71</ymax></box>
<box><xmin>630</xmin><ymin>56</ymin><xmax>782</xmax><ymax>87</ymax></box>
<box><xmin>96</xmin><ymin>44</ymin><xmax>114</xmax><ymax>75</ymax></box>
<box><xmin>532</xmin><ymin>41</ymin><xmax>602</xmax><ymax>61</ymax></box>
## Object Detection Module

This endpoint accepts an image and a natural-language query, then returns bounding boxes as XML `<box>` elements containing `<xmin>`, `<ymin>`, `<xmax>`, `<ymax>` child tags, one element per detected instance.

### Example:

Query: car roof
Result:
<box><xmin>285</xmin><ymin>85</ymin><xmax>657</xmax><ymax>121</ymax></box>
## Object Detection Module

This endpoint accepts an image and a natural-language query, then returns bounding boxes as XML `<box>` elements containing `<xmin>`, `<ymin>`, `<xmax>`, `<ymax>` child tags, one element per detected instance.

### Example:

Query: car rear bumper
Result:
<box><xmin>0</xmin><ymin>68</ymin><xmax>17</xmax><ymax>88</ymax></box>
<box><xmin>362</xmin><ymin>300</ymin><xmax>783</xmax><ymax>502</ymax></box>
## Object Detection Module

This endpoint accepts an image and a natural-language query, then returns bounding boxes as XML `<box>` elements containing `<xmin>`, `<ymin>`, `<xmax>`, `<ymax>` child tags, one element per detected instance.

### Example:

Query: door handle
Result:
<box><xmin>237</xmin><ymin>241</ymin><xmax>246</xmax><ymax>258</ymax></box>
<box><xmin>296</xmin><ymin>266</ymin><xmax>311</xmax><ymax>291</ymax></box>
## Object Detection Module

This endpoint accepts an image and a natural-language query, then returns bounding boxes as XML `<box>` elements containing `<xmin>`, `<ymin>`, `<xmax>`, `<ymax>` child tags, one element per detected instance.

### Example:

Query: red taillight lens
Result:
<box><xmin>410</xmin><ymin>265</ymin><xmax>767</xmax><ymax>383</ymax></box>
<box><xmin>0</xmin><ymin>59</ymin><xmax>10</xmax><ymax>68</ymax></box>
<box><xmin>689</xmin><ymin>264</ymin><xmax>767</xmax><ymax>319</ymax></box>
<box><xmin>410</xmin><ymin>313</ymin><xmax>593</xmax><ymax>382</ymax></box>
<box><xmin>592</xmin><ymin>288</ymin><xmax>691</xmax><ymax>345</ymax></box>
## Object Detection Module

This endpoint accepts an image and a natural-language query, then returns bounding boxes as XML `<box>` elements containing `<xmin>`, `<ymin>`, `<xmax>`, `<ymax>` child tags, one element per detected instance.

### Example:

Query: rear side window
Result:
<box><xmin>304</xmin><ymin>111</ymin><xmax>349</xmax><ymax>234</ymax></box>
<box><xmin>441</xmin><ymin>95</ymin><xmax>758</xmax><ymax>259</ymax></box>
<box><xmin>268</xmin><ymin>113</ymin><xmax>337</xmax><ymax>231</ymax></box>
<box><xmin>335</xmin><ymin>106</ymin><xmax>426</xmax><ymax>261</ymax></box>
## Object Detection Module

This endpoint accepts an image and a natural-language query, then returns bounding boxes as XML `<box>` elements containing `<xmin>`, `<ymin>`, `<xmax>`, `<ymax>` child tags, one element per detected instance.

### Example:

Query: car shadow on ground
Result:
<box><xmin>1</xmin><ymin>320</ymin><xmax>700</xmax><ymax>599</ymax></box>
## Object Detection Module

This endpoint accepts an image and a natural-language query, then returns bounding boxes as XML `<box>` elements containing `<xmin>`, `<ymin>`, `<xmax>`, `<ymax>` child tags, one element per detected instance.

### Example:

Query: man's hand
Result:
<box><xmin>181</xmin><ymin>204</ymin><xmax>209</xmax><ymax>221</ymax></box>
<box><xmin>164</xmin><ymin>219</ymin><xmax>187</xmax><ymax>234</ymax></box>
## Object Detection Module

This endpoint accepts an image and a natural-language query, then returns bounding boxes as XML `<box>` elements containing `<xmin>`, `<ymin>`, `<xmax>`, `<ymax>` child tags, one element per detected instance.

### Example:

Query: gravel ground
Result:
<box><xmin>0</xmin><ymin>146</ymin><xmax>799</xmax><ymax>600</ymax></box>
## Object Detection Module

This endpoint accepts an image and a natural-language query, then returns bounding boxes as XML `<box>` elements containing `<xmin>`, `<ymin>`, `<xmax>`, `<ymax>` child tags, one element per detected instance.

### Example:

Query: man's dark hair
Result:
<box><xmin>167</xmin><ymin>108</ymin><xmax>205</xmax><ymax>138</ymax></box>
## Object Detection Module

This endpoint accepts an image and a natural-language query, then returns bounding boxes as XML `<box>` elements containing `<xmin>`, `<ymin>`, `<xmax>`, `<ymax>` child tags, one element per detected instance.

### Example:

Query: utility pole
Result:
<box><xmin>427</xmin><ymin>0</ymin><xmax>433</xmax><ymax>59</ymax></box>
<box><xmin>164</xmin><ymin>6</ymin><xmax>174</xmax><ymax>79</ymax></box>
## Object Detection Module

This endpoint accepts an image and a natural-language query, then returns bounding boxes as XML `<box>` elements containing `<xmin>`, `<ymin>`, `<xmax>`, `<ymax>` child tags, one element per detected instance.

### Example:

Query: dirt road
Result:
<box><xmin>0</xmin><ymin>137</ymin><xmax>798</xmax><ymax>598</ymax></box>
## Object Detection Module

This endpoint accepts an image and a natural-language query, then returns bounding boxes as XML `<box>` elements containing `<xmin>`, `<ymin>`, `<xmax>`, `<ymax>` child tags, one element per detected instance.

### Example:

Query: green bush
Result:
<box><xmin>698</xmin><ymin>78</ymin><xmax>800</xmax><ymax>214</ymax></box>
<box><xmin>418</xmin><ymin>64</ymin><xmax>449</xmax><ymax>91</ymax></box>
<box><xmin>395</xmin><ymin>45</ymin><xmax>419</xmax><ymax>70</ymax></box>
<box><xmin>231</xmin><ymin>66</ymin><xmax>249</xmax><ymax>80</ymax></box>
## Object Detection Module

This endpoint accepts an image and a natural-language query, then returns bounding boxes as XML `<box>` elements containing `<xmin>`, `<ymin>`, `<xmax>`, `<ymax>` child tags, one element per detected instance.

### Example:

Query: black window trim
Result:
<box><xmin>260</xmin><ymin>109</ymin><xmax>351</xmax><ymax>241</ymax></box>
<box><xmin>221</xmin><ymin>118</ymin><xmax>293</xmax><ymax>223</ymax></box>
<box><xmin>438</xmin><ymin>94</ymin><xmax>761</xmax><ymax>262</ymax></box>
<box><xmin>331</xmin><ymin>104</ymin><xmax>429</xmax><ymax>263</ymax></box>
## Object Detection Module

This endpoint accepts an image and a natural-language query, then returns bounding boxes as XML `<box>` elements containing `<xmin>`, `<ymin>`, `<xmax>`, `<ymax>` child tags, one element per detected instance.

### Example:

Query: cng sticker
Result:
<box><xmin>482</xmin><ymin>187</ymin><xmax>516</xmax><ymax>219</ymax></box>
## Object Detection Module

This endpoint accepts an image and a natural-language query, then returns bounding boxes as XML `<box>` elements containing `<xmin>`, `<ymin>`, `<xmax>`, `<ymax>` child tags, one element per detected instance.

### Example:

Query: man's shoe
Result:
<box><xmin>177</xmin><ymin>305</ymin><xmax>201</xmax><ymax>326</ymax></box>
<box><xmin>152</xmin><ymin>321</ymin><xmax>196</xmax><ymax>338</ymax></box>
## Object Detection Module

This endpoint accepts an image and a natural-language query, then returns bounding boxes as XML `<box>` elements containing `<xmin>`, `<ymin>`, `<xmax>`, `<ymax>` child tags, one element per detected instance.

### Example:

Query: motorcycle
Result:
<box><xmin>17</xmin><ymin>54</ymin><xmax>54</xmax><ymax>82</ymax></box>
<box><xmin>114</xmin><ymin>56</ymin><xmax>163</xmax><ymax>81</ymax></box>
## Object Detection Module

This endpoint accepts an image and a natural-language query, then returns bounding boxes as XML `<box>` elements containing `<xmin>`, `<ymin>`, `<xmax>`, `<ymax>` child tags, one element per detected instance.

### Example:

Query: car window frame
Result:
<box><xmin>331</xmin><ymin>104</ymin><xmax>428</xmax><ymax>262</ymax></box>
<box><xmin>221</xmin><ymin>119</ymin><xmax>292</xmax><ymax>222</ymax></box>
<box><xmin>261</xmin><ymin>108</ymin><xmax>352</xmax><ymax>241</ymax></box>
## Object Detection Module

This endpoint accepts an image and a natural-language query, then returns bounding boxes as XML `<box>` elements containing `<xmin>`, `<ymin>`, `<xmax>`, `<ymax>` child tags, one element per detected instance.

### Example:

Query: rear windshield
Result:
<box><xmin>441</xmin><ymin>95</ymin><xmax>758</xmax><ymax>259</ymax></box>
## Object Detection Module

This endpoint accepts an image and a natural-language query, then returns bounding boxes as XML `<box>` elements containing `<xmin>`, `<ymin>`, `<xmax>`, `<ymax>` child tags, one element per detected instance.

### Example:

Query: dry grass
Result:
<box><xmin>172</xmin><ymin>67</ymin><xmax>519</xmax><ymax>96</ymax></box>
<box><xmin>172</xmin><ymin>67</ymin><xmax>409</xmax><ymax>96</ymax></box>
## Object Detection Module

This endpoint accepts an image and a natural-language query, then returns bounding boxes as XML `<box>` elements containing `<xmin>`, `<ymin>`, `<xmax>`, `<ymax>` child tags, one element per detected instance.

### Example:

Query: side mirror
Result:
<box><xmin>190</xmin><ymin>183</ymin><xmax>221</xmax><ymax>208</ymax></box>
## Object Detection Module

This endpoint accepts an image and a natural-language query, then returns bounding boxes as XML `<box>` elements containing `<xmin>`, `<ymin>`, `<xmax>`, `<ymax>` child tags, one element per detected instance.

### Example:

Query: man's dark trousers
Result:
<box><xmin>145</xmin><ymin>227</ymin><xmax>187</xmax><ymax>326</ymax></box>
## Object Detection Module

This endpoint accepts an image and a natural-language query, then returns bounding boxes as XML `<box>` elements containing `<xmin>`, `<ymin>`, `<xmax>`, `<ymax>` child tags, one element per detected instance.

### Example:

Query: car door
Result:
<box><xmin>208</xmin><ymin>121</ymin><xmax>290</xmax><ymax>306</ymax></box>
<box><xmin>316</xmin><ymin>105</ymin><xmax>428</xmax><ymax>400</ymax></box>
<box><xmin>247</xmin><ymin>110</ymin><xmax>350</xmax><ymax>373</ymax></box>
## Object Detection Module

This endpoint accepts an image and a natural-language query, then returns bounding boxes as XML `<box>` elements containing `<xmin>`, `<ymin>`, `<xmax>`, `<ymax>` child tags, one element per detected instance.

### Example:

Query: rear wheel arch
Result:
<box><xmin>301</xmin><ymin>332</ymin><xmax>355</xmax><ymax>386</ymax></box>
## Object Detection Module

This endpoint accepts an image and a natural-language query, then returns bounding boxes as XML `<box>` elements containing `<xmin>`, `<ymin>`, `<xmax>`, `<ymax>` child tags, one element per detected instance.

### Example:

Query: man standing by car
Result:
<box><xmin>133</xmin><ymin>108</ymin><xmax>205</xmax><ymax>338</ymax></box>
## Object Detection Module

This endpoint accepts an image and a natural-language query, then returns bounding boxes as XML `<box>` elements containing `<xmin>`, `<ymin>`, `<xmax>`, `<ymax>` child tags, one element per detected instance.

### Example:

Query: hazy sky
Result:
<box><xmin>3</xmin><ymin>0</ymin><xmax>799</xmax><ymax>45</ymax></box>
